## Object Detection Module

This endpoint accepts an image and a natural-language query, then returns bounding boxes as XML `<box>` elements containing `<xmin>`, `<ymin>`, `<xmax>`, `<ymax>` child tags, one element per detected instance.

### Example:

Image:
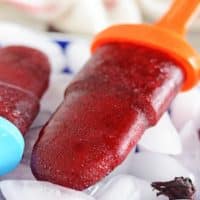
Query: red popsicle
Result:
<box><xmin>31</xmin><ymin>0</ymin><xmax>200</xmax><ymax>190</ymax></box>
<box><xmin>0</xmin><ymin>46</ymin><xmax>50</xmax><ymax>134</ymax></box>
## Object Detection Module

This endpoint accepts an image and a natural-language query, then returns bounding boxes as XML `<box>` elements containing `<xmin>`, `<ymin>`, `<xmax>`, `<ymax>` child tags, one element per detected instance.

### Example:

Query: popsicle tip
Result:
<box><xmin>0</xmin><ymin>117</ymin><xmax>24</xmax><ymax>176</ymax></box>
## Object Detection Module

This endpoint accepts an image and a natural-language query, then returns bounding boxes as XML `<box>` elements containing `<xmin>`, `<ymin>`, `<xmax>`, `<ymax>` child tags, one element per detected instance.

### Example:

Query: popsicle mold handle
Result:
<box><xmin>0</xmin><ymin>117</ymin><xmax>24</xmax><ymax>176</ymax></box>
<box><xmin>156</xmin><ymin>0</ymin><xmax>200</xmax><ymax>35</ymax></box>
<box><xmin>91</xmin><ymin>0</ymin><xmax>200</xmax><ymax>91</ymax></box>
<box><xmin>155</xmin><ymin>0</ymin><xmax>200</xmax><ymax>80</ymax></box>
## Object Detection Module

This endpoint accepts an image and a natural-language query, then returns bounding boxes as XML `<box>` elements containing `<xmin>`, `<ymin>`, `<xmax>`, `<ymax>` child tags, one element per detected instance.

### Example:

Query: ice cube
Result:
<box><xmin>31</xmin><ymin>111</ymin><xmax>51</xmax><ymax>129</ymax></box>
<box><xmin>132</xmin><ymin>177</ymin><xmax>167</xmax><ymax>200</ymax></box>
<box><xmin>41</xmin><ymin>74</ymin><xmax>73</xmax><ymax>112</ymax></box>
<box><xmin>93</xmin><ymin>175</ymin><xmax>167</xmax><ymax>200</ymax></box>
<box><xmin>85</xmin><ymin>182</ymin><xmax>103</xmax><ymax>196</ymax></box>
<box><xmin>0</xmin><ymin>164</ymin><xmax>34</xmax><ymax>181</ymax></box>
<box><xmin>180</xmin><ymin>121</ymin><xmax>200</xmax><ymax>156</ymax></box>
<box><xmin>138</xmin><ymin>112</ymin><xmax>182</xmax><ymax>155</ymax></box>
<box><xmin>170</xmin><ymin>87</ymin><xmax>200</xmax><ymax>130</ymax></box>
<box><xmin>176</xmin><ymin>121</ymin><xmax>200</xmax><ymax>174</ymax></box>
<box><xmin>94</xmin><ymin>175</ymin><xmax>140</xmax><ymax>200</ymax></box>
<box><xmin>121</xmin><ymin>152</ymin><xmax>195</xmax><ymax>183</ymax></box>
<box><xmin>65</xmin><ymin>40</ymin><xmax>90</xmax><ymax>74</ymax></box>
<box><xmin>0</xmin><ymin>180</ymin><xmax>95</xmax><ymax>200</ymax></box>
<box><xmin>22</xmin><ymin>127</ymin><xmax>42</xmax><ymax>165</ymax></box>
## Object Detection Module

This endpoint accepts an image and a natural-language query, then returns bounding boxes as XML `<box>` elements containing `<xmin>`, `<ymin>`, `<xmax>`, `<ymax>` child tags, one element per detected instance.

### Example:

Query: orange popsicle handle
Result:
<box><xmin>91</xmin><ymin>0</ymin><xmax>200</xmax><ymax>91</ymax></box>
<box><xmin>156</xmin><ymin>0</ymin><xmax>200</xmax><ymax>35</ymax></box>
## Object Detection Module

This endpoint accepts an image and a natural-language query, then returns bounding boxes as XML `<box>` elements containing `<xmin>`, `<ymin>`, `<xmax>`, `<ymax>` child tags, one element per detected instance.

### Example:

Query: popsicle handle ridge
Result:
<box><xmin>156</xmin><ymin>0</ymin><xmax>200</xmax><ymax>35</ymax></box>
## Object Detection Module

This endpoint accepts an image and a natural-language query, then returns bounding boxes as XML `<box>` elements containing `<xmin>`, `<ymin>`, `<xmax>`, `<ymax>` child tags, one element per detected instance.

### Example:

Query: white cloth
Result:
<box><xmin>0</xmin><ymin>0</ymin><xmax>142</xmax><ymax>34</ymax></box>
<box><xmin>138</xmin><ymin>0</ymin><xmax>200</xmax><ymax>31</ymax></box>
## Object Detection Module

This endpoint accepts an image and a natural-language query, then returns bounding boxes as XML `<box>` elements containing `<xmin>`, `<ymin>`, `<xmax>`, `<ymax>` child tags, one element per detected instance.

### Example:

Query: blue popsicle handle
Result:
<box><xmin>0</xmin><ymin>116</ymin><xmax>24</xmax><ymax>176</ymax></box>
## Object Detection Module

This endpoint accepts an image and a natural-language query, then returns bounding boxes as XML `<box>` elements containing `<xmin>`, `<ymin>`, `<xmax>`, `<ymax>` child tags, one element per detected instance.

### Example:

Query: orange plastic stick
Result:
<box><xmin>156</xmin><ymin>0</ymin><xmax>200</xmax><ymax>35</ymax></box>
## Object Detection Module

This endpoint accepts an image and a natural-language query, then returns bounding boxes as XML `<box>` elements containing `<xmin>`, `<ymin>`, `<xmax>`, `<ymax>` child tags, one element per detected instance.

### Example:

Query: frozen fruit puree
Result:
<box><xmin>0</xmin><ymin>46</ymin><xmax>50</xmax><ymax>133</ymax></box>
<box><xmin>31</xmin><ymin>43</ymin><xmax>184</xmax><ymax>190</ymax></box>
<box><xmin>0</xmin><ymin>46</ymin><xmax>50</xmax><ymax>176</ymax></box>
